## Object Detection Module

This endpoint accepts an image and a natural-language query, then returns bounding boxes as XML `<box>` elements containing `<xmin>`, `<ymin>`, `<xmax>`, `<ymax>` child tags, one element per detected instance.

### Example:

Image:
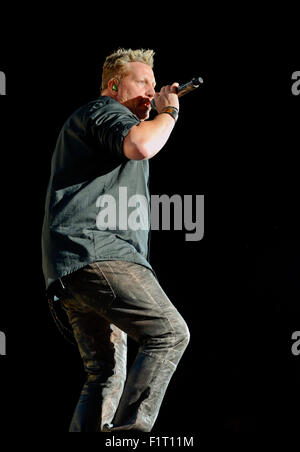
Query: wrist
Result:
<box><xmin>159</xmin><ymin>106</ymin><xmax>179</xmax><ymax>122</ymax></box>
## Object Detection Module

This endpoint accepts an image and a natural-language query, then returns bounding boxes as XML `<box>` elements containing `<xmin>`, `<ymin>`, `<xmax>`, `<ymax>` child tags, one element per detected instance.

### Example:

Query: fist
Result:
<box><xmin>154</xmin><ymin>82</ymin><xmax>179</xmax><ymax>113</ymax></box>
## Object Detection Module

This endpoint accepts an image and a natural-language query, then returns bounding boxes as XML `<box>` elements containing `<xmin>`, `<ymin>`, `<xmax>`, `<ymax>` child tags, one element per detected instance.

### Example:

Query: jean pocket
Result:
<box><xmin>62</xmin><ymin>264</ymin><xmax>116</xmax><ymax>314</ymax></box>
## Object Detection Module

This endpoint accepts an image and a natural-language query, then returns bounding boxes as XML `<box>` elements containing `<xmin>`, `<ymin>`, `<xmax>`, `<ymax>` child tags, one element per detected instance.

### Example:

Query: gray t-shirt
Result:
<box><xmin>42</xmin><ymin>96</ymin><xmax>153</xmax><ymax>290</ymax></box>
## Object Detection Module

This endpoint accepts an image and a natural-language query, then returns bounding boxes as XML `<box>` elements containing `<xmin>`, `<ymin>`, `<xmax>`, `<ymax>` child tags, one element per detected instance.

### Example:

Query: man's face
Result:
<box><xmin>115</xmin><ymin>62</ymin><xmax>156</xmax><ymax>120</ymax></box>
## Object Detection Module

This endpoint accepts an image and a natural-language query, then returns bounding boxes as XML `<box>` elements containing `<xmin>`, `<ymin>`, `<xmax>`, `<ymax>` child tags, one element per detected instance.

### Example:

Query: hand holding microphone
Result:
<box><xmin>151</xmin><ymin>76</ymin><xmax>203</xmax><ymax>115</ymax></box>
<box><xmin>153</xmin><ymin>83</ymin><xmax>180</xmax><ymax>121</ymax></box>
<box><xmin>154</xmin><ymin>82</ymin><xmax>180</xmax><ymax>112</ymax></box>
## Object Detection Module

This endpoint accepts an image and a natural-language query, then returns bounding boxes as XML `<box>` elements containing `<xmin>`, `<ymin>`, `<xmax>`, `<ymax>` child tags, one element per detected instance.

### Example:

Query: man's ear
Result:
<box><xmin>108</xmin><ymin>78</ymin><xmax>119</xmax><ymax>94</ymax></box>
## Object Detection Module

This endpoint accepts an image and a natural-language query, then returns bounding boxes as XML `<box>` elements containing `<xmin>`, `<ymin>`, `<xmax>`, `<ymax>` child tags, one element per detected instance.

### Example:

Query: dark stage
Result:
<box><xmin>0</xmin><ymin>19</ymin><xmax>299</xmax><ymax>437</ymax></box>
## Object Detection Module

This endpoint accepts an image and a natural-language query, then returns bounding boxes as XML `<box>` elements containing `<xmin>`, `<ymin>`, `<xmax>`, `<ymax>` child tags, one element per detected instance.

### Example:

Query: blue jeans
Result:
<box><xmin>60</xmin><ymin>260</ymin><xmax>190</xmax><ymax>432</ymax></box>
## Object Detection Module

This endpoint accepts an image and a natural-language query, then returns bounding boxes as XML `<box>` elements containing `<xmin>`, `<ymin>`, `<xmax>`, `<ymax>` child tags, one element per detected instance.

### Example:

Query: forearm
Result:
<box><xmin>123</xmin><ymin>113</ymin><xmax>176</xmax><ymax>160</ymax></box>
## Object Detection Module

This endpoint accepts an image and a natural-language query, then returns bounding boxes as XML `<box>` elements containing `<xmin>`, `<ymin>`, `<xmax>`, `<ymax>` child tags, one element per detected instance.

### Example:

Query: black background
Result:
<box><xmin>0</xmin><ymin>13</ymin><xmax>299</xmax><ymax>435</ymax></box>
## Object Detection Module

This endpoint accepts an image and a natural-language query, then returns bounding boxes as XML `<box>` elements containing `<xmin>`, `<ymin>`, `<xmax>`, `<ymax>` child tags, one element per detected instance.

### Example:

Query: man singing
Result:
<box><xmin>42</xmin><ymin>48</ymin><xmax>190</xmax><ymax>432</ymax></box>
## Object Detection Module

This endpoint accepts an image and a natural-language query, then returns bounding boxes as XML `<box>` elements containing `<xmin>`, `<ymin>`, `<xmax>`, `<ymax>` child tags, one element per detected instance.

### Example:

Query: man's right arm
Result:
<box><xmin>123</xmin><ymin>83</ymin><xmax>179</xmax><ymax>161</ymax></box>
<box><xmin>123</xmin><ymin>113</ymin><xmax>176</xmax><ymax>160</ymax></box>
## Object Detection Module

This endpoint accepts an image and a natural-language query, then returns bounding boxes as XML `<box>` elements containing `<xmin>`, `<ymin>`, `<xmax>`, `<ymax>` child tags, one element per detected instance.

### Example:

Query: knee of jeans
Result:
<box><xmin>174</xmin><ymin>320</ymin><xmax>190</xmax><ymax>350</ymax></box>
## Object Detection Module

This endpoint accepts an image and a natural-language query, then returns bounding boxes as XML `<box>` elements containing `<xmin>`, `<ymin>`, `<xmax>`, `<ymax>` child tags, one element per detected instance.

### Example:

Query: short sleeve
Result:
<box><xmin>87</xmin><ymin>97</ymin><xmax>140</xmax><ymax>159</ymax></box>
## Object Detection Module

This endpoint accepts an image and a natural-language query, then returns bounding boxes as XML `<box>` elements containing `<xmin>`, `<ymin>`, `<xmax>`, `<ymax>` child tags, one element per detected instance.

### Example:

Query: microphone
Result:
<box><xmin>151</xmin><ymin>76</ymin><xmax>203</xmax><ymax>110</ymax></box>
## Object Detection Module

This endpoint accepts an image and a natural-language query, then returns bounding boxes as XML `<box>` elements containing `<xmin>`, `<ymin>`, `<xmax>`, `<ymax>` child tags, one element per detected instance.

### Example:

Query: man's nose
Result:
<box><xmin>146</xmin><ymin>86</ymin><xmax>155</xmax><ymax>99</ymax></box>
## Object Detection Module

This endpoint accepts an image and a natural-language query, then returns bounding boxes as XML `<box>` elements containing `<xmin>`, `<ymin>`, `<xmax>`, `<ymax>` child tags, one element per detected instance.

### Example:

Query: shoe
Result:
<box><xmin>102</xmin><ymin>423</ymin><xmax>113</xmax><ymax>432</ymax></box>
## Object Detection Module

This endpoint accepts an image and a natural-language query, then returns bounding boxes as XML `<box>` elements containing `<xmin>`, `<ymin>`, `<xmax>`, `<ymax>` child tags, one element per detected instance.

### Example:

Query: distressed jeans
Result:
<box><xmin>60</xmin><ymin>260</ymin><xmax>190</xmax><ymax>432</ymax></box>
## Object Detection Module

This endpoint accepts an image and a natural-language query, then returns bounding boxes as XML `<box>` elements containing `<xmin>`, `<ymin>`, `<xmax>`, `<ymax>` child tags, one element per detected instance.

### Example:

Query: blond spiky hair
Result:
<box><xmin>101</xmin><ymin>48</ymin><xmax>155</xmax><ymax>91</ymax></box>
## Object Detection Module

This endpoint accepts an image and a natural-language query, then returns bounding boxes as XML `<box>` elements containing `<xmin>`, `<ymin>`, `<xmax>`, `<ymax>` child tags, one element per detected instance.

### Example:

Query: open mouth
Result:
<box><xmin>141</xmin><ymin>99</ymin><xmax>151</xmax><ymax>109</ymax></box>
